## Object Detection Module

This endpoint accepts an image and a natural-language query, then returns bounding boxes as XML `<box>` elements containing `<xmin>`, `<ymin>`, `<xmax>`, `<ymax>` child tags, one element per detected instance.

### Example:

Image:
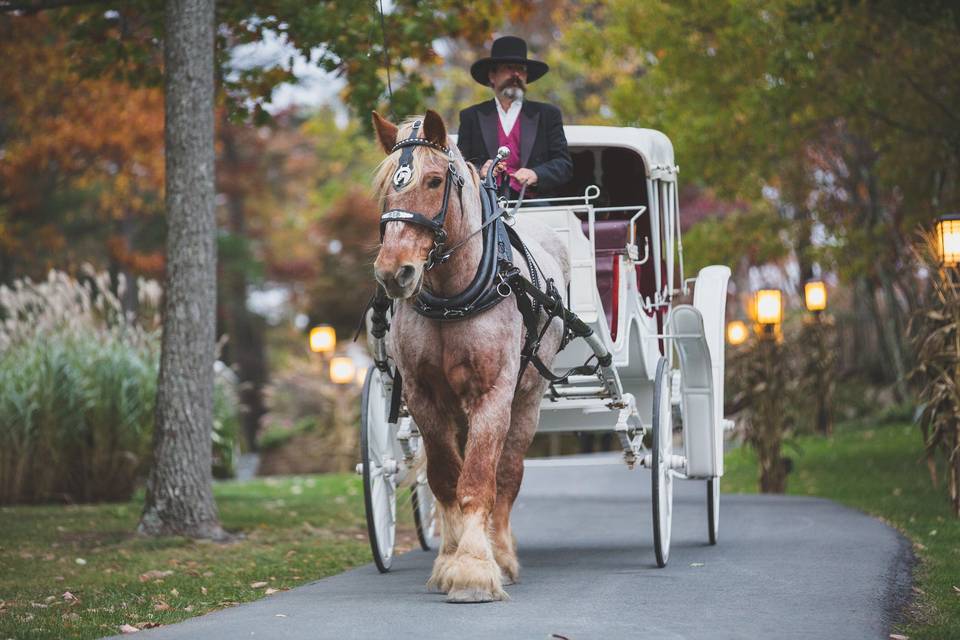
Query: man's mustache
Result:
<box><xmin>497</xmin><ymin>76</ymin><xmax>527</xmax><ymax>91</ymax></box>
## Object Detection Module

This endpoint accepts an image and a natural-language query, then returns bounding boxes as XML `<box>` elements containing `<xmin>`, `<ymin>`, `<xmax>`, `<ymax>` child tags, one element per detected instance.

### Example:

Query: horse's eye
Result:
<box><xmin>427</xmin><ymin>176</ymin><xmax>443</xmax><ymax>189</ymax></box>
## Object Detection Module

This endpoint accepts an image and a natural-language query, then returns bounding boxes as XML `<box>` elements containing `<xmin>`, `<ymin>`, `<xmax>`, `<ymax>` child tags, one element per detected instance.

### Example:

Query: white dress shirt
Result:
<box><xmin>496</xmin><ymin>97</ymin><xmax>522</xmax><ymax>136</ymax></box>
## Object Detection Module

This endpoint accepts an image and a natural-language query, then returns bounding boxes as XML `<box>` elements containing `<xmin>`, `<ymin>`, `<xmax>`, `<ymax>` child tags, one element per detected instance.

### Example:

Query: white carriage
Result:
<box><xmin>358</xmin><ymin>125</ymin><xmax>732</xmax><ymax>571</ymax></box>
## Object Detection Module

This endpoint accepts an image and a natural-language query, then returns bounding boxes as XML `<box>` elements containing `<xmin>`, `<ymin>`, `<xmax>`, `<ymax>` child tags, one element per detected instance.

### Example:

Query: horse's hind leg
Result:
<box><xmin>491</xmin><ymin>390</ymin><xmax>540</xmax><ymax>584</ymax></box>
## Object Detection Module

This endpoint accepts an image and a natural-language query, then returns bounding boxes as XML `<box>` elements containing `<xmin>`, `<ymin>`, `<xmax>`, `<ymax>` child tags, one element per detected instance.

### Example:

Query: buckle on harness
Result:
<box><xmin>443</xmin><ymin>308</ymin><xmax>466</xmax><ymax>319</ymax></box>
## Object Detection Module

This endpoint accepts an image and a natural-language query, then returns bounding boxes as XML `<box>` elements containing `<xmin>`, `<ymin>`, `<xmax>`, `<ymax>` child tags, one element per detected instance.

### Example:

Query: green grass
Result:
<box><xmin>723</xmin><ymin>420</ymin><xmax>960</xmax><ymax>640</ymax></box>
<box><xmin>0</xmin><ymin>474</ymin><xmax>419</xmax><ymax>639</ymax></box>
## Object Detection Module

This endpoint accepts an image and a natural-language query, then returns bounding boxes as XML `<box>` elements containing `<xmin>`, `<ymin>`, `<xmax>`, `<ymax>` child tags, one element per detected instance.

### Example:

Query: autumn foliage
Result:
<box><xmin>0</xmin><ymin>15</ymin><xmax>166</xmax><ymax>283</ymax></box>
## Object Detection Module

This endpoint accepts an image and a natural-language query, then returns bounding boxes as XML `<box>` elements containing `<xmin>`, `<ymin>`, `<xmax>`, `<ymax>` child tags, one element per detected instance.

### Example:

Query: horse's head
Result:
<box><xmin>371</xmin><ymin>110</ymin><xmax>470</xmax><ymax>299</ymax></box>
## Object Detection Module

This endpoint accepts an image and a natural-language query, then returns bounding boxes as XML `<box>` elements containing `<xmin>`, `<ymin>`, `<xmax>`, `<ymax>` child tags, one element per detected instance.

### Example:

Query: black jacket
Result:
<box><xmin>457</xmin><ymin>99</ymin><xmax>573</xmax><ymax>198</ymax></box>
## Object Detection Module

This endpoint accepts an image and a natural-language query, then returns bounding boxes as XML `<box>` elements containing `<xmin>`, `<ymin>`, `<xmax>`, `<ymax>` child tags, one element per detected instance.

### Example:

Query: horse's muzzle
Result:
<box><xmin>375</xmin><ymin>263</ymin><xmax>421</xmax><ymax>299</ymax></box>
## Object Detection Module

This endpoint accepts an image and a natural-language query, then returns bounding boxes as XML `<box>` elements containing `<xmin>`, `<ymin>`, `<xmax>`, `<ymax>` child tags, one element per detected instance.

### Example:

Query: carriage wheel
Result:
<box><xmin>411</xmin><ymin>472</ymin><xmax>440</xmax><ymax>551</ymax></box>
<box><xmin>651</xmin><ymin>357</ymin><xmax>674</xmax><ymax>568</ymax></box>
<box><xmin>707</xmin><ymin>477</ymin><xmax>719</xmax><ymax>545</ymax></box>
<box><xmin>360</xmin><ymin>367</ymin><xmax>398</xmax><ymax>573</ymax></box>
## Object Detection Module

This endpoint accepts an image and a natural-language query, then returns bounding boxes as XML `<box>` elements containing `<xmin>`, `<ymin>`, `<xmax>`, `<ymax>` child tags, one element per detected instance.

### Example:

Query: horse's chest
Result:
<box><xmin>390</xmin><ymin>310</ymin><xmax>519</xmax><ymax>402</ymax></box>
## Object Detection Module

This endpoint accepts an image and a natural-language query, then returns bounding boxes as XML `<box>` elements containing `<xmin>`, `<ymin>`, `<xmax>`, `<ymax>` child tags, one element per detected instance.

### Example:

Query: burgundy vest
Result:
<box><xmin>496</xmin><ymin>114</ymin><xmax>523</xmax><ymax>193</ymax></box>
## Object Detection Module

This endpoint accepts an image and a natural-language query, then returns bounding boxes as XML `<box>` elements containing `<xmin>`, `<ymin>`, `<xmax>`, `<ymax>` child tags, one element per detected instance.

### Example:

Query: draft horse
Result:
<box><xmin>370</xmin><ymin>110</ymin><xmax>569</xmax><ymax>602</ymax></box>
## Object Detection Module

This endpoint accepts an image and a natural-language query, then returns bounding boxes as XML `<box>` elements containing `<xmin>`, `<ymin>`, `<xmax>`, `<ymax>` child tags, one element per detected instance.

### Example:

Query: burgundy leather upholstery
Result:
<box><xmin>582</xmin><ymin>220</ymin><xmax>631</xmax><ymax>329</ymax></box>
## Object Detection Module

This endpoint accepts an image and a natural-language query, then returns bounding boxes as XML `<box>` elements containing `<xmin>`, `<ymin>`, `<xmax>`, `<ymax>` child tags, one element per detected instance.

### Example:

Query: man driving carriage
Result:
<box><xmin>457</xmin><ymin>36</ymin><xmax>573</xmax><ymax>200</ymax></box>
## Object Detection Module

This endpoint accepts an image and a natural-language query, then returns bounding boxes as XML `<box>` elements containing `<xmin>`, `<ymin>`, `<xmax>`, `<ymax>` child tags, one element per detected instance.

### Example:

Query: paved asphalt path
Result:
<box><xmin>122</xmin><ymin>455</ymin><xmax>912</xmax><ymax>640</ymax></box>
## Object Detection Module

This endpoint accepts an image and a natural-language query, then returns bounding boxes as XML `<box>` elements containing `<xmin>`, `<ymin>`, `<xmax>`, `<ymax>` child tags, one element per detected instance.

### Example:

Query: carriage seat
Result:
<box><xmin>581</xmin><ymin>219</ymin><xmax>634</xmax><ymax>337</ymax></box>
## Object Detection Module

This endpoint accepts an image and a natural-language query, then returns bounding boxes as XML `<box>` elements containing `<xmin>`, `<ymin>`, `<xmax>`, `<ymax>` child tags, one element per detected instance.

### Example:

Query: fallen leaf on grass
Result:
<box><xmin>953</xmin><ymin>586</ymin><xmax>960</xmax><ymax>595</ymax></box>
<box><xmin>153</xmin><ymin>601</ymin><xmax>171</xmax><ymax>612</ymax></box>
<box><xmin>139</xmin><ymin>570</ymin><xmax>174</xmax><ymax>582</ymax></box>
<box><xmin>264</xmin><ymin>588</ymin><xmax>279</xmax><ymax>595</ymax></box>
<box><xmin>62</xmin><ymin>591</ymin><xmax>78</xmax><ymax>603</ymax></box>
<box><xmin>170</xmin><ymin>588</ymin><xmax>179</xmax><ymax>597</ymax></box>
<box><xmin>75</xmin><ymin>558</ymin><xmax>87</xmax><ymax>566</ymax></box>
<box><xmin>44</xmin><ymin>596</ymin><xmax>56</xmax><ymax>604</ymax></box>
<box><xmin>889</xmin><ymin>634</ymin><xmax>909</xmax><ymax>640</ymax></box>
<box><xmin>250</xmin><ymin>581</ymin><xmax>269</xmax><ymax>589</ymax></box>
<box><xmin>119</xmin><ymin>624</ymin><xmax>139</xmax><ymax>634</ymax></box>
<box><xmin>200</xmin><ymin>586</ymin><xmax>208</xmax><ymax>595</ymax></box>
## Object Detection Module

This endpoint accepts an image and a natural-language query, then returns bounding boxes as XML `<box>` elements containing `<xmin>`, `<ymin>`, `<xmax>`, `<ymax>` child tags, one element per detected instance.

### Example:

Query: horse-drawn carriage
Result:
<box><xmin>358</xmin><ymin>121</ymin><xmax>732</xmax><ymax>578</ymax></box>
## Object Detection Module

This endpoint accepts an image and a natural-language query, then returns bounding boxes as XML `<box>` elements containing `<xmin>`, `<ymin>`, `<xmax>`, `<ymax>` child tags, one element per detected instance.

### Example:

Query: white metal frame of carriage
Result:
<box><xmin>358</xmin><ymin>125</ymin><xmax>732</xmax><ymax>571</ymax></box>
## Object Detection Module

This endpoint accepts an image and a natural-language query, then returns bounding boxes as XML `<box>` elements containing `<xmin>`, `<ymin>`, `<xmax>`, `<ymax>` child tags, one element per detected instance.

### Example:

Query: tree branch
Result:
<box><xmin>0</xmin><ymin>0</ymin><xmax>104</xmax><ymax>13</ymax></box>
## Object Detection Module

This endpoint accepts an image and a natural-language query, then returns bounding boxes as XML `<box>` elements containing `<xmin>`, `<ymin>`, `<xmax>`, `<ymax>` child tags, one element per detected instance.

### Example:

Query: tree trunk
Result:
<box><xmin>139</xmin><ymin>0</ymin><xmax>225</xmax><ymax>540</ymax></box>
<box><xmin>754</xmin><ymin>335</ymin><xmax>789</xmax><ymax>493</ymax></box>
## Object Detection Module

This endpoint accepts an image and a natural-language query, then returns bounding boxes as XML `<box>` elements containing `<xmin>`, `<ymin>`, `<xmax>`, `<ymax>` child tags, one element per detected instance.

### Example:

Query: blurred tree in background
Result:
<box><xmin>582</xmin><ymin>0</ymin><xmax>960</xmax><ymax>396</ymax></box>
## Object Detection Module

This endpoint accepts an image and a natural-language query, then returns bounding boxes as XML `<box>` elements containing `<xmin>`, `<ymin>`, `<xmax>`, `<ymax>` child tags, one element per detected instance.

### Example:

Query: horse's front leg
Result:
<box><xmin>418</xmin><ymin>426</ymin><xmax>464</xmax><ymax>593</ymax></box>
<box><xmin>445</xmin><ymin>388</ymin><xmax>513</xmax><ymax>603</ymax></box>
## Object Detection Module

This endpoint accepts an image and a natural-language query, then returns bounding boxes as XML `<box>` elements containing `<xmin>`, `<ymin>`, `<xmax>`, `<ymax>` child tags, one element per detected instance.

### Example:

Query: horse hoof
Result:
<box><xmin>446</xmin><ymin>588</ymin><xmax>506</xmax><ymax>603</ymax></box>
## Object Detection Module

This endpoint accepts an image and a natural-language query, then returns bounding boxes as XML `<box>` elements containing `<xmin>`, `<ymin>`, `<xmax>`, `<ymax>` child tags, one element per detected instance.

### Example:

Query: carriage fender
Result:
<box><xmin>670</xmin><ymin>265</ymin><xmax>730</xmax><ymax>478</ymax></box>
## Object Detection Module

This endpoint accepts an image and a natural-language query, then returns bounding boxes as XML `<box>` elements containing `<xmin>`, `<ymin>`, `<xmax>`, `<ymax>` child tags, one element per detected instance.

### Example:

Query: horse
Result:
<box><xmin>370</xmin><ymin>109</ymin><xmax>570</xmax><ymax>602</ymax></box>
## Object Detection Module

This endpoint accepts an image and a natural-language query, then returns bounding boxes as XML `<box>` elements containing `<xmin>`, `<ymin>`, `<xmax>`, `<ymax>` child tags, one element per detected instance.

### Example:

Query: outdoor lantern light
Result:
<box><xmin>804</xmin><ymin>280</ymin><xmax>827</xmax><ymax>312</ymax></box>
<box><xmin>309</xmin><ymin>325</ymin><xmax>336</xmax><ymax>354</ymax></box>
<box><xmin>727</xmin><ymin>320</ymin><xmax>748</xmax><ymax>346</ymax></box>
<box><xmin>935</xmin><ymin>213</ymin><xmax>960</xmax><ymax>267</ymax></box>
<box><xmin>755</xmin><ymin>289</ymin><xmax>782</xmax><ymax>326</ymax></box>
<box><xmin>329</xmin><ymin>356</ymin><xmax>356</xmax><ymax>384</ymax></box>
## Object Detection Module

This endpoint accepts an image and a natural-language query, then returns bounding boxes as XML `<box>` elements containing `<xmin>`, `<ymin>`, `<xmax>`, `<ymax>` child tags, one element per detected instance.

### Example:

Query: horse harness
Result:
<box><xmin>369</xmin><ymin>120</ymin><xmax>611</xmax><ymax>417</ymax></box>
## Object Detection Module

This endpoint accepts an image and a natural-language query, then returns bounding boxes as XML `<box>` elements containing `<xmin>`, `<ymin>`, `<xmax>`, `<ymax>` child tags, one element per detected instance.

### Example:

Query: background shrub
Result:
<box><xmin>0</xmin><ymin>269</ymin><xmax>238</xmax><ymax>504</ymax></box>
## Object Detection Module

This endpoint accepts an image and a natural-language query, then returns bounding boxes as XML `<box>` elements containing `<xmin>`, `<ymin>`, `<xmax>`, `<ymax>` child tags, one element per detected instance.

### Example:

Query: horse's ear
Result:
<box><xmin>372</xmin><ymin>111</ymin><xmax>398</xmax><ymax>153</ymax></box>
<box><xmin>423</xmin><ymin>110</ymin><xmax>447</xmax><ymax>149</ymax></box>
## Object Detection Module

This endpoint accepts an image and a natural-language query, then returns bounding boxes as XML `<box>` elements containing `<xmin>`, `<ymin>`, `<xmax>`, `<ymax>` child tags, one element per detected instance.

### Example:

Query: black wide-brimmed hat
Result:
<box><xmin>470</xmin><ymin>36</ymin><xmax>549</xmax><ymax>85</ymax></box>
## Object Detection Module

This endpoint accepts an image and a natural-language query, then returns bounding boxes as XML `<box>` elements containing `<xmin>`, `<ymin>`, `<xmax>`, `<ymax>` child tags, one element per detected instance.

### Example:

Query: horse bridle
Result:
<box><xmin>379</xmin><ymin>119</ymin><xmax>465</xmax><ymax>270</ymax></box>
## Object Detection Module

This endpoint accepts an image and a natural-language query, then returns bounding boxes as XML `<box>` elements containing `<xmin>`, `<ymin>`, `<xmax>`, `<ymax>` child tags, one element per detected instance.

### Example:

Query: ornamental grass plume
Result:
<box><xmin>909</xmin><ymin>231</ymin><xmax>960</xmax><ymax>517</ymax></box>
<box><xmin>0</xmin><ymin>268</ymin><xmax>162</xmax><ymax>503</ymax></box>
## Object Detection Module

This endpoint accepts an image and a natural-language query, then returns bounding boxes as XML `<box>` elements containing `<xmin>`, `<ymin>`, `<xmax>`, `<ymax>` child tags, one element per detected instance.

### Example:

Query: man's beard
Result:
<box><xmin>495</xmin><ymin>77</ymin><xmax>526</xmax><ymax>102</ymax></box>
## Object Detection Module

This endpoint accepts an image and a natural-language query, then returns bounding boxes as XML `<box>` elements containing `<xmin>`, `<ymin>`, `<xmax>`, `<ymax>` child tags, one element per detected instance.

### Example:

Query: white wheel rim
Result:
<box><xmin>657</xmin><ymin>368</ymin><xmax>673</xmax><ymax>556</ymax></box>
<box><xmin>416</xmin><ymin>474</ymin><xmax>440</xmax><ymax>547</ymax></box>
<box><xmin>366</xmin><ymin>372</ymin><xmax>396</xmax><ymax>564</ymax></box>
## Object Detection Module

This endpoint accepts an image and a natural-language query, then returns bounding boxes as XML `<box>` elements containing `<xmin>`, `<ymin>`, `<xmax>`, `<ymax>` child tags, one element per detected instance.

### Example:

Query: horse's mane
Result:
<box><xmin>372</xmin><ymin>116</ymin><xmax>479</xmax><ymax>209</ymax></box>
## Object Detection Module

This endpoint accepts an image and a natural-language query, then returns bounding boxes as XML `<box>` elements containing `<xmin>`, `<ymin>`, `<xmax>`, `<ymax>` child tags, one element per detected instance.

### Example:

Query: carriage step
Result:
<box><xmin>549</xmin><ymin>385</ymin><xmax>610</xmax><ymax>398</ymax></box>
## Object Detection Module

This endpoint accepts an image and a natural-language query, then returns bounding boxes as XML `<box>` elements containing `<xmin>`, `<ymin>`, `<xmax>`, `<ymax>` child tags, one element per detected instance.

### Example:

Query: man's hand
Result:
<box><xmin>480</xmin><ymin>159</ymin><xmax>505</xmax><ymax>179</ymax></box>
<box><xmin>512</xmin><ymin>168</ymin><xmax>538</xmax><ymax>186</ymax></box>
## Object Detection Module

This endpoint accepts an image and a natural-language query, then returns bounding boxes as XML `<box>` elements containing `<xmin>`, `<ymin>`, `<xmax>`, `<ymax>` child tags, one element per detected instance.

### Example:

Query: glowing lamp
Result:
<box><xmin>727</xmin><ymin>320</ymin><xmax>748</xmax><ymax>346</ymax></box>
<box><xmin>936</xmin><ymin>214</ymin><xmax>960</xmax><ymax>267</ymax></box>
<box><xmin>355</xmin><ymin>366</ymin><xmax>368</xmax><ymax>386</ymax></box>
<box><xmin>804</xmin><ymin>281</ymin><xmax>827</xmax><ymax>312</ymax></box>
<box><xmin>329</xmin><ymin>357</ymin><xmax>356</xmax><ymax>384</ymax></box>
<box><xmin>309</xmin><ymin>325</ymin><xmax>336</xmax><ymax>354</ymax></box>
<box><xmin>755</xmin><ymin>289</ymin><xmax>782</xmax><ymax>326</ymax></box>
